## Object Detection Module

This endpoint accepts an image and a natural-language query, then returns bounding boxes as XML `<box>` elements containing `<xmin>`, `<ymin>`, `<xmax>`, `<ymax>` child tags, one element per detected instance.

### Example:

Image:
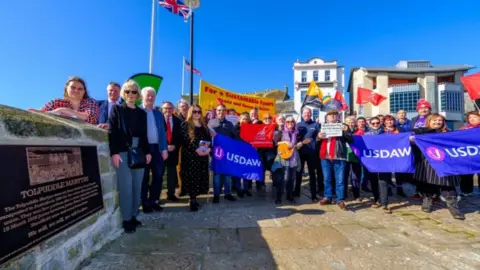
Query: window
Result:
<box><xmin>301</xmin><ymin>71</ymin><xmax>307</xmax><ymax>82</ymax></box>
<box><xmin>312</xmin><ymin>109</ymin><xmax>319</xmax><ymax>122</ymax></box>
<box><xmin>325</xmin><ymin>70</ymin><xmax>330</xmax><ymax>81</ymax></box>
<box><xmin>440</xmin><ymin>91</ymin><xmax>462</xmax><ymax>112</ymax></box>
<box><xmin>313</xmin><ymin>71</ymin><xmax>319</xmax><ymax>81</ymax></box>
<box><xmin>301</xmin><ymin>90</ymin><xmax>306</xmax><ymax>102</ymax></box>
<box><xmin>389</xmin><ymin>90</ymin><xmax>420</xmax><ymax>114</ymax></box>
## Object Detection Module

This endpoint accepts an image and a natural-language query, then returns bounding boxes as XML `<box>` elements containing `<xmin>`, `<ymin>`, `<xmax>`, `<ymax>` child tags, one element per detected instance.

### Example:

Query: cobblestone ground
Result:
<box><xmin>81</xmin><ymin>178</ymin><xmax>480</xmax><ymax>270</ymax></box>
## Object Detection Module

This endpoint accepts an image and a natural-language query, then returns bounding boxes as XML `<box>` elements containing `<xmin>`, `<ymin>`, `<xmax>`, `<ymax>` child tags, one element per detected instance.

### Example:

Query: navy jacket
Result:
<box><xmin>297</xmin><ymin>120</ymin><xmax>320</xmax><ymax>154</ymax></box>
<box><xmin>142</xmin><ymin>105</ymin><xmax>168</xmax><ymax>153</ymax></box>
<box><xmin>395</xmin><ymin>119</ymin><xmax>412</xmax><ymax>132</ymax></box>
<box><xmin>98</xmin><ymin>99</ymin><xmax>123</xmax><ymax>124</ymax></box>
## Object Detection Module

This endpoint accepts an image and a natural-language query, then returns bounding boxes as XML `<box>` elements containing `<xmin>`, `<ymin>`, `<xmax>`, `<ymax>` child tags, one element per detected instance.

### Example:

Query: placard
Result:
<box><xmin>320</xmin><ymin>123</ymin><xmax>343</xmax><ymax>138</ymax></box>
<box><xmin>0</xmin><ymin>146</ymin><xmax>104</xmax><ymax>266</ymax></box>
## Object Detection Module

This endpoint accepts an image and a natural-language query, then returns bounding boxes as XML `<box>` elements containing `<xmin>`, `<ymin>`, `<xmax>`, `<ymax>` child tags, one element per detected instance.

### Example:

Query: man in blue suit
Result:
<box><xmin>97</xmin><ymin>82</ymin><xmax>122</xmax><ymax>129</ymax></box>
<box><xmin>140</xmin><ymin>87</ymin><xmax>169</xmax><ymax>213</ymax></box>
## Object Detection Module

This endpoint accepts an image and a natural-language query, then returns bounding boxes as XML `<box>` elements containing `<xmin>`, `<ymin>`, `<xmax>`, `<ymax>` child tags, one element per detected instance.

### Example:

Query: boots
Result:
<box><xmin>421</xmin><ymin>195</ymin><xmax>433</xmax><ymax>213</ymax></box>
<box><xmin>445</xmin><ymin>196</ymin><xmax>465</xmax><ymax>220</ymax></box>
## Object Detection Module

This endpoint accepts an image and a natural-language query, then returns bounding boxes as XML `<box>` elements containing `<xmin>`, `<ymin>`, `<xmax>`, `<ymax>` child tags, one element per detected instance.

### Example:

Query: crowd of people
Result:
<box><xmin>29</xmin><ymin>76</ymin><xmax>480</xmax><ymax>234</ymax></box>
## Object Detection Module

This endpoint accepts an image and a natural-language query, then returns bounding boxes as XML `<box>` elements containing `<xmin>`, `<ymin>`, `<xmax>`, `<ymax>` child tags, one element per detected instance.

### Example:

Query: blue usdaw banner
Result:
<box><xmin>350</xmin><ymin>133</ymin><xmax>415</xmax><ymax>173</ymax></box>
<box><xmin>211</xmin><ymin>134</ymin><xmax>264</xmax><ymax>181</ymax></box>
<box><xmin>414</xmin><ymin>128</ymin><xmax>480</xmax><ymax>177</ymax></box>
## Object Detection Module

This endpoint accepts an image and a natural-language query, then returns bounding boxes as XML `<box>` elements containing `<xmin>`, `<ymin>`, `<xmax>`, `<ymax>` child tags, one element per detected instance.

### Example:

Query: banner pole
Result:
<box><xmin>189</xmin><ymin>12</ymin><xmax>195</xmax><ymax>105</ymax></box>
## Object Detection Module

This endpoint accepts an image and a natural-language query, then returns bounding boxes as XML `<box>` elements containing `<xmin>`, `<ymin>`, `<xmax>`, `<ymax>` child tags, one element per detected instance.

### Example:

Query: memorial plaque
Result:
<box><xmin>0</xmin><ymin>145</ymin><xmax>104</xmax><ymax>266</ymax></box>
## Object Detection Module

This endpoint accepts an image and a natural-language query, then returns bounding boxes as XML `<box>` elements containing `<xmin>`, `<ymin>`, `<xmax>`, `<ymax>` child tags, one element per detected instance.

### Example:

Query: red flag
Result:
<box><xmin>333</xmin><ymin>90</ymin><xmax>349</xmax><ymax>111</ymax></box>
<box><xmin>460</xmin><ymin>72</ymin><xmax>480</xmax><ymax>101</ymax></box>
<box><xmin>356</xmin><ymin>87</ymin><xmax>386</xmax><ymax>106</ymax></box>
<box><xmin>240</xmin><ymin>124</ymin><xmax>275</xmax><ymax>148</ymax></box>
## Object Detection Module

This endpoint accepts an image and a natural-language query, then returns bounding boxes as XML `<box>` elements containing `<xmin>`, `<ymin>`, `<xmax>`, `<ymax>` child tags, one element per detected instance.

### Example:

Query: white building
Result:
<box><xmin>346</xmin><ymin>60</ymin><xmax>475</xmax><ymax>129</ymax></box>
<box><xmin>293</xmin><ymin>57</ymin><xmax>345</xmax><ymax>122</ymax></box>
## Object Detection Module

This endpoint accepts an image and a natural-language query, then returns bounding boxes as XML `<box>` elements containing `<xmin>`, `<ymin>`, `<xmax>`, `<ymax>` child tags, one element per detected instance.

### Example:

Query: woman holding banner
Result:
<box><xmin>364</xmin><ymin>117</ymin><xmax>393</xmax><ymax>214</ymax></box>
<box><xmin>459</xmin><ymin>111</ymin><xmax>480</xmax><ymax>196</ymax></box>
<box><xmin>180</xmin><ymin>105</ymin><xmax>212</xmax><ymax>212</ymax></box>
<box><xmin>233</xmin><ymin>112</ymin><xmax>251</xmax><ymax>197</ymax></box>
<box><xmin>412</xmin><ymin>114</ymin><xmax>464</xmax><ymax>220</ymax></box>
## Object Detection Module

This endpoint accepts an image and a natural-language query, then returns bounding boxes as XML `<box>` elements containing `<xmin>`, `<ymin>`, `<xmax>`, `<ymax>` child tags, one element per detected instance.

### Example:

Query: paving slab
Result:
<box><xmin>80</xmin><ymin>180</ymin><xmax>480</xmax><ymax>269</ymax></box>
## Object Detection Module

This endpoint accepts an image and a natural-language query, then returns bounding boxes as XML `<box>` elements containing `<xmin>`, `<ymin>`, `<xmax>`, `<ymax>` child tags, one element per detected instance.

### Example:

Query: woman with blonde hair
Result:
<box><xmin>412</xmin><ymin>113</ymin><xmax>464</xmax><ymax>219</ymax></box>
<box><xmin>180</xmin><ymin>104</ymin><xmax>213</xmax><ymax>211</ymax></box>
<box><xmin>29</xmin><ymin>76</ymin><xmax>99</xmax><ymax>124</ymax></box>
<box><xmin>108</xmin><ymin>79</ymin><xmax>152</xmax><ymax>233</ymax></box>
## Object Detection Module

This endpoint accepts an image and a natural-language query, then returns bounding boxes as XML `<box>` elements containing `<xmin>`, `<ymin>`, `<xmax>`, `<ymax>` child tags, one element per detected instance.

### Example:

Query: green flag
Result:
<box><xmin>129</xmin><ymin>73</ymin><xmax>163</xmax><ymax>105</ymax></box>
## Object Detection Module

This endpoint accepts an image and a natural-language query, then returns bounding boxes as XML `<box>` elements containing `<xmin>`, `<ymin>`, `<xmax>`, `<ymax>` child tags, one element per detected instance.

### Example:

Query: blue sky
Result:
<box><xmin>1</xmin><ymin>0</ymin><xmax>479</xmax><ymax>110</ymax></box>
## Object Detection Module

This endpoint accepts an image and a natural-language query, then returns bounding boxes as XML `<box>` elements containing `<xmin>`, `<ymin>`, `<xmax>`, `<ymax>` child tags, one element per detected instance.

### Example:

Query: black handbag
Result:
<box><xmin>121</xmin><ymin>114</ymin><xmax>146</xmax><ymax>169</ymax></box>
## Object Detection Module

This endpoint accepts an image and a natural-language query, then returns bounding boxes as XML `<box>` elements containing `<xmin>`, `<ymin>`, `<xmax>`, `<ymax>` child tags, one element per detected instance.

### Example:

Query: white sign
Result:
<box><xmin>226</xmin><ymin>115</ymin><xmax>239</xmax><ymax>125</ymax></box>
<box><xmin>321</xmin><ymin>123</ymin><xmax>343</xmax><ymax>138</ymax></box>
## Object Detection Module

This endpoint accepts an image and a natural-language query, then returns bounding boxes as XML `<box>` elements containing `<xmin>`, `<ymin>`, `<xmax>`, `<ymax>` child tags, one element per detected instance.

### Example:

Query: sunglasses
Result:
<box><xmin>192</xmin><ymin>110</ymin><xmax>202</xmax><ymax>114</ymax></box>
<box><xmin>124</xmin><ymin>90</ymin><xmax>138</xmax><ymax>95</ymax></box>
<box><xmin>371</xmin><ymin>122</ymin><xmax>380</xmax><ymax>125</ymax></box>
<box><xmin>286</xmin><ymin>121</ymin><xmax>295</xmax><ymax>123</ymax></box>
<box><xmin>264</xmin><ymin>117</ymin><xmax>272</xmax><ymax>120</ymax></box>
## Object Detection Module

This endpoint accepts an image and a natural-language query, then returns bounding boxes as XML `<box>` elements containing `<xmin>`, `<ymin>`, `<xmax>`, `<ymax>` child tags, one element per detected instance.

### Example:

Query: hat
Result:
<box><xmin>416</xmin><ymin>99</ymin><xmax>432</xmax><ymax>111</ymax></box>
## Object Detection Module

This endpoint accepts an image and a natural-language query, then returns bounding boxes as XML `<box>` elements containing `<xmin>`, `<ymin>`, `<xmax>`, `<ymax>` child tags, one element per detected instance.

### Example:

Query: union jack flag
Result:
<box><xmin>185</xmin><ymin>59</ymin><xmax>202</xmax><ymax>76</ymax></box>
<box><xmin>159</xmin><ymin>0</ymin><xmax>190</xmax><ymax>22</ymax></box>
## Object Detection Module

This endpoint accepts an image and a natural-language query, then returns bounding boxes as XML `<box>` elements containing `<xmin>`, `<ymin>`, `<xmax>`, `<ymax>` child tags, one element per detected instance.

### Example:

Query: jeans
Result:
<box><xmin>165</xmin><ymin>166</ymin><xmax>178</xmax><ymax>198</ymax></box>
<box><xmin>296</xmin><ymin>151</ymin><xmax>318</xmax><ymax>198</ymax></box>
<box><xmin>370</xmin><ymin>173</ymin><xmax>390</xmax><ymax>206</ymax></box>
<box><xmin>116</xmin><ymin>151</ymin><xmax>144</xmax><ymax>221</ymax></box>
<box><xmin>321</xmin><ymin>159</ymin><xmax>347</xmax><ymax>202</ymax></box>
<box><xmin>213</xmin><ymin>174</ymin><xmax>232</xmax><ymax>196</ymax></box>
<box><xmin>141</xmin><ymin>144</ymin><xmax>165</xmax><ymax>205</ymax></box>
<box><xmin>277</xmin><ymin>167</ymin><xmax>295</xmax><ymax>198</ymax></box>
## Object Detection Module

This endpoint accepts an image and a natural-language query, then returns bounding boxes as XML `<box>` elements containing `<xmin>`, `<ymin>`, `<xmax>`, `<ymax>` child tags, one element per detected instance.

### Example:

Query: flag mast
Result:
<box><xmin>181</xmin><ymin>56</ymin><xmax>185</xmax><ymax>96</ymax></box>
<box><xmin>149</xmin><ymin>0</ymin><xmax>156</xmax><ymax>73</ymax></box>
<box><xmin>188</xmin><ymin>11</ymin><xmax>195</xmax><ymax>105</ymax></box>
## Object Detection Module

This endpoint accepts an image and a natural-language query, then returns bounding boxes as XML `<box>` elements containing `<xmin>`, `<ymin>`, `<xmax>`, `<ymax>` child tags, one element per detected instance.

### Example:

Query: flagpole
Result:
<box><xmin>189</xmin><ymin>12</ymin><xmax>195</xmax><ymax>105</ymax></box>
<box><xmin>148</xmin><ymin>0</ymin><xmax>156</xmax><ymax>73</ymax></box>
<box><xmin>181</xmin><ymin>56</ymin><xmax>185</xmax><ymax>96</ymax></box>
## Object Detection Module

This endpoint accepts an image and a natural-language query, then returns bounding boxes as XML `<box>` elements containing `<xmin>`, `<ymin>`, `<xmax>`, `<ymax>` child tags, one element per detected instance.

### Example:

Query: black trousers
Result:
<box><xmin>370</xmin><ymin>173</ymin><xmax>391</xmax><ymax>206</ymax></box>
<box><xmin>417</xmin><ymin>182</ymin><xmax>456</xmax><ymax>197</ymax></box>
<box><xmin>164</xmin><ymin>165</ymin><xmax>178</xmax><ymax>198</ymax></box>
<box><xmin>141</xmin><ymin>145</ymin><xmax>165</xmax><ymax>205</ymax></box>
<box><xmin>460</xmin><ymin>174</ymin><xmax>475</xmax><ymax>194</ymax></box>
<box><xmin>295</xmin><ymin>151</ymin><xmax>318</xmax><ymax>198</ymax></box>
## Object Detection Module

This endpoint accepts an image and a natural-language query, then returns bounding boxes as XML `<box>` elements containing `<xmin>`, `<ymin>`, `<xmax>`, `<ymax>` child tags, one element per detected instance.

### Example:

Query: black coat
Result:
<box><xmin>164</xmin><ymin>115</ymin><xmax>183</xmax><ymax>166</ymax></box>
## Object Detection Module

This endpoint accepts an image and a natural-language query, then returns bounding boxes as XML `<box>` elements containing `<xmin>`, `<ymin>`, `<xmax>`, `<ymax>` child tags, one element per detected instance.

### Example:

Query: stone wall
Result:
<box><xmin>0</xmin><ymin>105</ymin><xmax>121</xmax><ymax>270</ymax></box>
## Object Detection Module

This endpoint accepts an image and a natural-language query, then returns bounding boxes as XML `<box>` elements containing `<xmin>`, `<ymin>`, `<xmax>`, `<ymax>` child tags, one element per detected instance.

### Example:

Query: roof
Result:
<box><xmin>294</xmin><ymin>57</ymin><xmax>338</xmax><ymax>65</ymax></box>
<box><xmin>350</xmin><ymin>65</ymin><xmax>475</xmax><ymax>74</ymax></box>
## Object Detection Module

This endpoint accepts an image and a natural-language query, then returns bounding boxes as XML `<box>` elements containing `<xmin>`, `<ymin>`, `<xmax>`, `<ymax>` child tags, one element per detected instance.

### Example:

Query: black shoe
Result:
<box><xmin>122</xmin><ymin>220</ymin><xmax>136</xmax><ymax>234</ymax></box>
<box><xmin>293</xmin><ymin>191</ymin><xmax>301</xmax><ymax>197</ymax></box>
<box><xmin>312</xmin><ymin>197</ymin><xmax>319</xmax><ymax>203</ymax></box>
<box><xmin>237</xmin><ymin>190</ymin><xmax>245</xmax><ymax>198</ymax></box>
<box><xmin>130</xmin><ymin>217</ymin><xmax>142</xmax><ymax>227</ymax></box>
<box><xmin>225</xmin><ymin>194</ymin><xmax>236</xmax><ymax>201</ymax></box>
<box><xmin>397</xmin><ymin>187</ymin><xmax>406</xmax><ymax>197</ymax></box>
<box><xmin>213</xmin><ymin>196</ymin><xmax>220</xmax><ymax>204</ymax></box>
<box><xmin>152</xmin><ymin>203</ymin><xmax>163</xmax><ymax>212</ymax></box>
<box><xmin>244</xmin><ymin>190</ymin><xmax>253</xmax><ymax>197</ymax></box>
<box><xmin>286</xmin><ymin>197</ymin><xmax>296</xmax><ymax>203</ymax></box>
<box><xmin>142</xmin><ymin>204</ymin><xmax>153</xmax><ymax>214</ymax></box>
<box><xmin>446</xmin><ymin>196</ymin><xmax>465</xmax><ymax>220</ymax></box>
<box><xmin>168</xmin><ymin>196</ymin><xmax>180</xmax><ymax>202</ymax></box>
<box><xmin>421</xmin><ymin>196</ymin><xmax>433</xmax><ymax>213</ymax></box>
<box><xmin>275</xmin><ymin>199</ymin><xmax>282</xmax><ymax>204</ymax></box>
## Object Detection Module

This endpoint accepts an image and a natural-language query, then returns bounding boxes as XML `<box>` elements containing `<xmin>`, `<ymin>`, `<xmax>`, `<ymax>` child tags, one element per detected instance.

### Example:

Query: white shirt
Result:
<box><xmin>108</xmin><ymin>99</ymin><xmax>120</xmax><ymax>117</ymax></box>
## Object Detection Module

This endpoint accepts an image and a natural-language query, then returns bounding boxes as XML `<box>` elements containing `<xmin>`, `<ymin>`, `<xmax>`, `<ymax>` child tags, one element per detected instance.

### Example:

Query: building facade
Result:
<box><xmin>347</xmin><ymin>60</ymin><xmax>475</xmax><ymax>129</ymax></box>
<box><xmin>293</xmin><ymin>57</ymin><xmax>345</xmax><ymax>122</ymax></box>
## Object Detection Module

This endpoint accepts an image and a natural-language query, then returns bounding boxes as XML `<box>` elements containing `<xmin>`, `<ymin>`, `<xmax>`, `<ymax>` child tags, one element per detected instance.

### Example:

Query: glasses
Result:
<box><xmin>163</xmin><ymin>107</ymin><xmax>173</xmax><ymax>110</ymax></box>
<box><xmin>124</xmin><ymin>90</ymin><xmax>138</xmax><ymax>95</ymax></box>
<box><xmin>286</xmin><ymin>121</ymin><xmax>294</xmax><ymax>124</ymax></box>
<box><xmin>371</xmin><ymin>122</ymin><xmax>380</xmax><ymax>125</ymax></box>
<box><xmin>264</xmin><ymin>117</ymin><xmax>272</xmax><ymax>120</ymax></box>
<box><xmin>216</xmin><ymin>109</ymin><xmax>225</xmax><ymax>112</ymax></box>
<box><xmin>192</xmin><ymin>110</ymin><xmax>202</xmax><ymax>114</ymax></box>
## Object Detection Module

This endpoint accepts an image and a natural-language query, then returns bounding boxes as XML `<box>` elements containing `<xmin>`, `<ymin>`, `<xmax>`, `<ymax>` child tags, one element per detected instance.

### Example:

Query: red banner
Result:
<box><xmin>240</xmin><ymin>124</ymin><xmax>275</xmax><ymax>148</ymax></box>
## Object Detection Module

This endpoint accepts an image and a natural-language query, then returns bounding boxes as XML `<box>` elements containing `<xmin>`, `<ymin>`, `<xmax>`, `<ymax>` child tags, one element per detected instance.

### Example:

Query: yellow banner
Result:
<box><xmin>199</xmin><ymin>80</ymin><xmax>276</xmax><ymax>118</ymax></box>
